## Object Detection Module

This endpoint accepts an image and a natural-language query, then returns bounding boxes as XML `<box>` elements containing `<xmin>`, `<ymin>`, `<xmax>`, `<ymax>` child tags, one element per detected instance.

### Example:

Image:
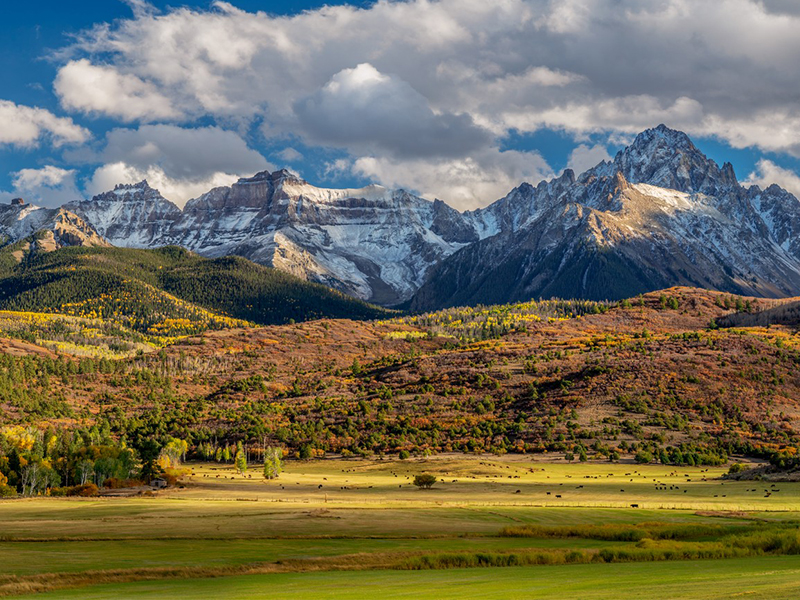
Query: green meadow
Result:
<box><xmin>1</xmin><ymin>456</ymin><xmax>799</xmax><ymax>598</ymax></box>
<box><xmin>21</xmin><ymin>557</ymin><xmax>800</xmax><ymax>600</ymax></box>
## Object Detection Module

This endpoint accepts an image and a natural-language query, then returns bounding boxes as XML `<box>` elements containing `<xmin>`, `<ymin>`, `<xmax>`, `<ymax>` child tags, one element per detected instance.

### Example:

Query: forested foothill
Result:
<box><xmin>1</xmin><ymin>283</ymin><xmax>799</xmax><ymax>498</ymax></box>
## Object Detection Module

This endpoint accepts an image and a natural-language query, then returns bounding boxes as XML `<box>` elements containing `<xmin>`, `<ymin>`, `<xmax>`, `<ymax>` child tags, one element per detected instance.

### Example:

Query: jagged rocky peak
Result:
<box><xmin>236</xmin><ymin>168</ymin><xmax>303</xmax><ymax>186</ymax></box>
<box><xmin>91</xmin><ymin>179</ymin><xmax>173</xmax><ymax>205</ymax></box>
<box><xmin>66</xmin><ymin>180</ymin><xmax>182</xmax><ymax>249</ymax></box>
<box><xmin>50</xmin><ymin>209</ymin><xmax>111</xmax><ymax>248</ymax></box>
<box><xmin>614</xmin><ymin>124</ymin><xmax>737</xmax><ymax>194</ymax></box>
<box><xmin>114</xmin><ymin>180</ymin><xmax>152</xmax><ymax>192</ymax></box>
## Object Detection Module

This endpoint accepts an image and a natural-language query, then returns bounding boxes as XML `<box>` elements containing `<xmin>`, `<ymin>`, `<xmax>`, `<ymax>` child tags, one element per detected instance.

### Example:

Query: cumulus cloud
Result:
<box><xmin>96</xmin><ymin>125</ymin><xmax>269</xmax><ymax>179</ymax></box>
<box><xmin>353</xmin><ymin>148</ymin><xmax>553</xmax><ymax>210</ymax></box>
<box><xmin>7</xmin><ymin>166</ymin><xmax>82</xmax><ymax>207</ymax></box>
<box><xmin>76</xmin><ymin>125</ymin><xmax>271</xmax><ymax>205</ymax></box>
<box><xmin>55</xmin><ymin>59</ymin><xmax>178</xmax><ymax>122</ymax></box>
<box><xmin>294</xmin><ymin>63</ymin><xmax>491</xmax><ymax>158</ymax></box>
<box><xmin>567</xmin><ymin>144</ymin><xmax>612</xmax><ymax>175</ymax></box>
<box><xmin>0</xmin><ymin>100</ymin><xmax>90</xmax><ymax>148</ymax></box>
<box><xmin>744</xmin><ymin>159</ymin><xmax>800</xmax><ymax>199</ymax></box>
<box><xmin>48</xmin><ymin>0</ymin><xmax>800</xmax><ymax>203</ymax></box>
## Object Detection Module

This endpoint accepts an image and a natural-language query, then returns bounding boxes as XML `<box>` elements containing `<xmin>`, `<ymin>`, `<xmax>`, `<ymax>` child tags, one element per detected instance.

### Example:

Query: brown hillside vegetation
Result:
<box><xmin>1</xmin><ymin>287</ymin><xmax>799</xmax><ymax>465</ymax></box>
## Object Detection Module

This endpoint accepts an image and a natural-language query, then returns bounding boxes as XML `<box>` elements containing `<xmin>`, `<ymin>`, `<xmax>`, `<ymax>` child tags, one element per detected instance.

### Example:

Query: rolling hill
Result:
<box><xmin>0</xmin><ymin>244</ymin><xmax>388</xmax><ymax>342</ymax></box>
<box><xmin>0</xmin><ymin>285</ymin><xmax>798</xmax><ymax>471</ymax></box>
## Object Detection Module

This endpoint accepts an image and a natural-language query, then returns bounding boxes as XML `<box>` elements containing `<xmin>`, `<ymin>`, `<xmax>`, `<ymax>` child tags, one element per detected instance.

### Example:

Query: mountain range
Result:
<box><xmin>2</xmin><ymin>124</ymin><xmax>800</xmax><ymax>310</ymax></box>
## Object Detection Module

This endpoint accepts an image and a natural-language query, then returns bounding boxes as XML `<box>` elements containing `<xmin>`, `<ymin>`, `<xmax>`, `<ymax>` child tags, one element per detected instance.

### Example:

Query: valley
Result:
<box><xmin>2</xmin><ymin>458</ymin><xmax>800</xmax><ymax>599</ymax></box>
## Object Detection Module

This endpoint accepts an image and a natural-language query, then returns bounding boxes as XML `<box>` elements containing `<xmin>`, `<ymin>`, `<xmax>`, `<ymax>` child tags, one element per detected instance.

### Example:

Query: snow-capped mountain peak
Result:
<box><xmin>613</xmin><ymin>124</ymin><xmax>738</xmax><ymax>194</ymax></box>
<box><xmin>411</xmin><ymin>126</ymin><xmax>800</xmax><ymax>310</ymax></box>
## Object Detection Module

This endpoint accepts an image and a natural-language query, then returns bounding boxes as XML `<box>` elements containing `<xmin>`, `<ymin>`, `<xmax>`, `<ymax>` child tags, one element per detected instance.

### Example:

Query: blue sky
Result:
<box><xmin>2</xmin><ymin>0</ymin><xmax>800</xmax><ymax>210</ymax></box>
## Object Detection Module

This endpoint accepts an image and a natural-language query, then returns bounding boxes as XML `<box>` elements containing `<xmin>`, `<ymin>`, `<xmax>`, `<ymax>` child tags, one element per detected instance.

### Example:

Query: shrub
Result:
<box><xmin>52</xmin><ymin>483</ymin><xmax>100</xmax><ymax>497</ymax></box>
<box><xmin>0</xmin><ymin>472</ymin><xmax>15</xmax><ymax>497</ymax></box>
<box><xmin>399</xmin><ymin>450</ymin><xmax>410</xmax><ymax>460</ymax></box>
<box><xmin>103</xmin><ymin>477</ymin><xmax>144</xmax><ymax>489</ymax></box>
<box><xmin>414</xmin><ymin>474</ymin><xmax>437</xmax><ymax>489</ymax></box>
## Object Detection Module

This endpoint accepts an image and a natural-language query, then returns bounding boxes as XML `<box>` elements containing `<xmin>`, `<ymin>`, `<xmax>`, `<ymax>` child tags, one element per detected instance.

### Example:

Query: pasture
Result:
<box><xmin>1</xmin><ymin>455</ymin><xmax>799</xmax><ymax>598</ymax></box>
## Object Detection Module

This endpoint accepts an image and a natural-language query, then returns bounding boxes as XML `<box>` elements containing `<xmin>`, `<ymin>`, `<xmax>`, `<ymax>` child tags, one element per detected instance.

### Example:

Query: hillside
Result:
<box><xmin>1</xmin><ymin>287</ymin><xmax>797</xmax><ymax>470</ymax></box>
<box><xmin>0</xmin><ymin>245</ymin><xmax>388</xmax><ymax>343</ymax></box>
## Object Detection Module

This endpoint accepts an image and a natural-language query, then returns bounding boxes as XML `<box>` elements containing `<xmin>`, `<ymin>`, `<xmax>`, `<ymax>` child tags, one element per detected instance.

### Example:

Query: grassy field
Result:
<box><xmin>15</xmin><ymin>556</ymin><xmax>800</xmax><ymax>600</ymax></box>
<box><xmin>1</xmin><ymin>456</ymin><xmax>799</xmax><ymax>598</ymax></box>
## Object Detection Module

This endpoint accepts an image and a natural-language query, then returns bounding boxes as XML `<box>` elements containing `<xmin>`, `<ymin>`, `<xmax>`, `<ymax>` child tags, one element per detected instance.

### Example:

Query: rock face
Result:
<box><xmin>410</xmin><ymin>125</ymin><xmax>800</xmax><ymax>310</ymax></box>
<box><xmin>9</xmin><ymin>124</ymin><xmax>800</xmax><ymax>309</ymax></box>
<box><xmin>0</xmin><ymin>200</ymin><xmax>109</xmax><ymax>252</ymax></box>
<box><xmin>65</xmin><ymin>181</ymin><xmax>183</xmax><ymax>249</ymax></box>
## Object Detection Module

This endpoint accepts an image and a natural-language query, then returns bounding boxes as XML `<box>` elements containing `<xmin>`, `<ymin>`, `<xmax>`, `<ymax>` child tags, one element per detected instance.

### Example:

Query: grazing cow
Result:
<box><xmin>555</xmin><ymin>494</ymin><xmax>562</xmax><ymax>498</ymax></box>
<box><xmin>630</xmin><ymin>504</ymin><xmax>639</xmax><ymax>508</ymax></box>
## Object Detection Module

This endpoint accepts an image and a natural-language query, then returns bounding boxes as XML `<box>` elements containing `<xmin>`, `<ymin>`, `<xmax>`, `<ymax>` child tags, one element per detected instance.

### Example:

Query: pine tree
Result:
<box><xmin>234</xmin><ymin>441</ymin><xmax>247</xmax><ymax>473</ymax></box>
<box><xmin>263</xmin><ymin>446</ymin><xmax>283</xmax><ymax>479</ymax></box>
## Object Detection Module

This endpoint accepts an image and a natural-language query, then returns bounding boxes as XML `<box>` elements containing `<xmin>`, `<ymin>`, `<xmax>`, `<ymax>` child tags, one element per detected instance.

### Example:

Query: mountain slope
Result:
<box><xmin>4</xmin><ymin>287</ymin><xmax>799</xmax><ymax>467</ymax></box>
<box><xmin>0</xmin><ymin>246</ymin><xmax>388</xmax><ymax>336</ymax></box>
<box><xmin>411</xmin><ymin>126</ymin><xmax>800</xmax><ymax>310</ymax></box>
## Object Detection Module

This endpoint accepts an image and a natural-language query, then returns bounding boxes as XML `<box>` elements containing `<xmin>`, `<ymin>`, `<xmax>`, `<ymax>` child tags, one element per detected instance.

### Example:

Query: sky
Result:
<box><xmin>3</xmin><ymin>0</ymin><xmax>800</xmax><ymax>211</ymax></box>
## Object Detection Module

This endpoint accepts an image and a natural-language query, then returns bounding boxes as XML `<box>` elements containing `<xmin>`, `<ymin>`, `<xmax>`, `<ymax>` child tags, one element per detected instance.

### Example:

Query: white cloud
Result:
<box><xmin>14</xmin><ymin>165</ymin><xmax>74</xmax><ymax>189</ymax></box>
<box><xmin>95</xmin><ymin>125</ymin><xmax>269</xmax><ymax>179</ymax></box>
<box><xmin>744</xmin><ymin>159</ymin><xmax>800</xmax><ymax>199</ymax></box>
<box><xmin>86</xmin><ymin>162</ymin><xmax>246</xmax><ymax>206</ymax></box>
<box><xmin>7</xmin><ymin>166</ymin><xmax>82</xmax><ymax>207</ymax></box>
<box><xmin>323</xmin><ymin>158</ymin><xmax>353</xmax><ymax>179</ymax></box>
<box><xmin>353</xmin><ymin>148</ymin><xmax>553</xmax><ymax>211</ymax></box>
<box><xmin>0</xmin><ymin>100</ymin><xmax>90</xmax><ymax>148</ymax></box>
<box><xmin>50</xmin><ymin>0</ymin><xmax>800</xmax><ymax>203</ymax></box>
<box><xmin>566</xmin><ymin>144</ymin><xmax>612</xmax><ymax>175</ymax></box>
<box><xmin>75</xmin><ymin>125</ymin><xmax>271</xmax><ymax>205</ymax></box>
<box><xmin>55</xmin><ymin>59</ymin><xmax>178</xmax><ymax>122</ymax></box>
<box><xmin>294</xmin><ymin>63</ymin><xmax>491</xmax><ymax>158</ymax></box>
